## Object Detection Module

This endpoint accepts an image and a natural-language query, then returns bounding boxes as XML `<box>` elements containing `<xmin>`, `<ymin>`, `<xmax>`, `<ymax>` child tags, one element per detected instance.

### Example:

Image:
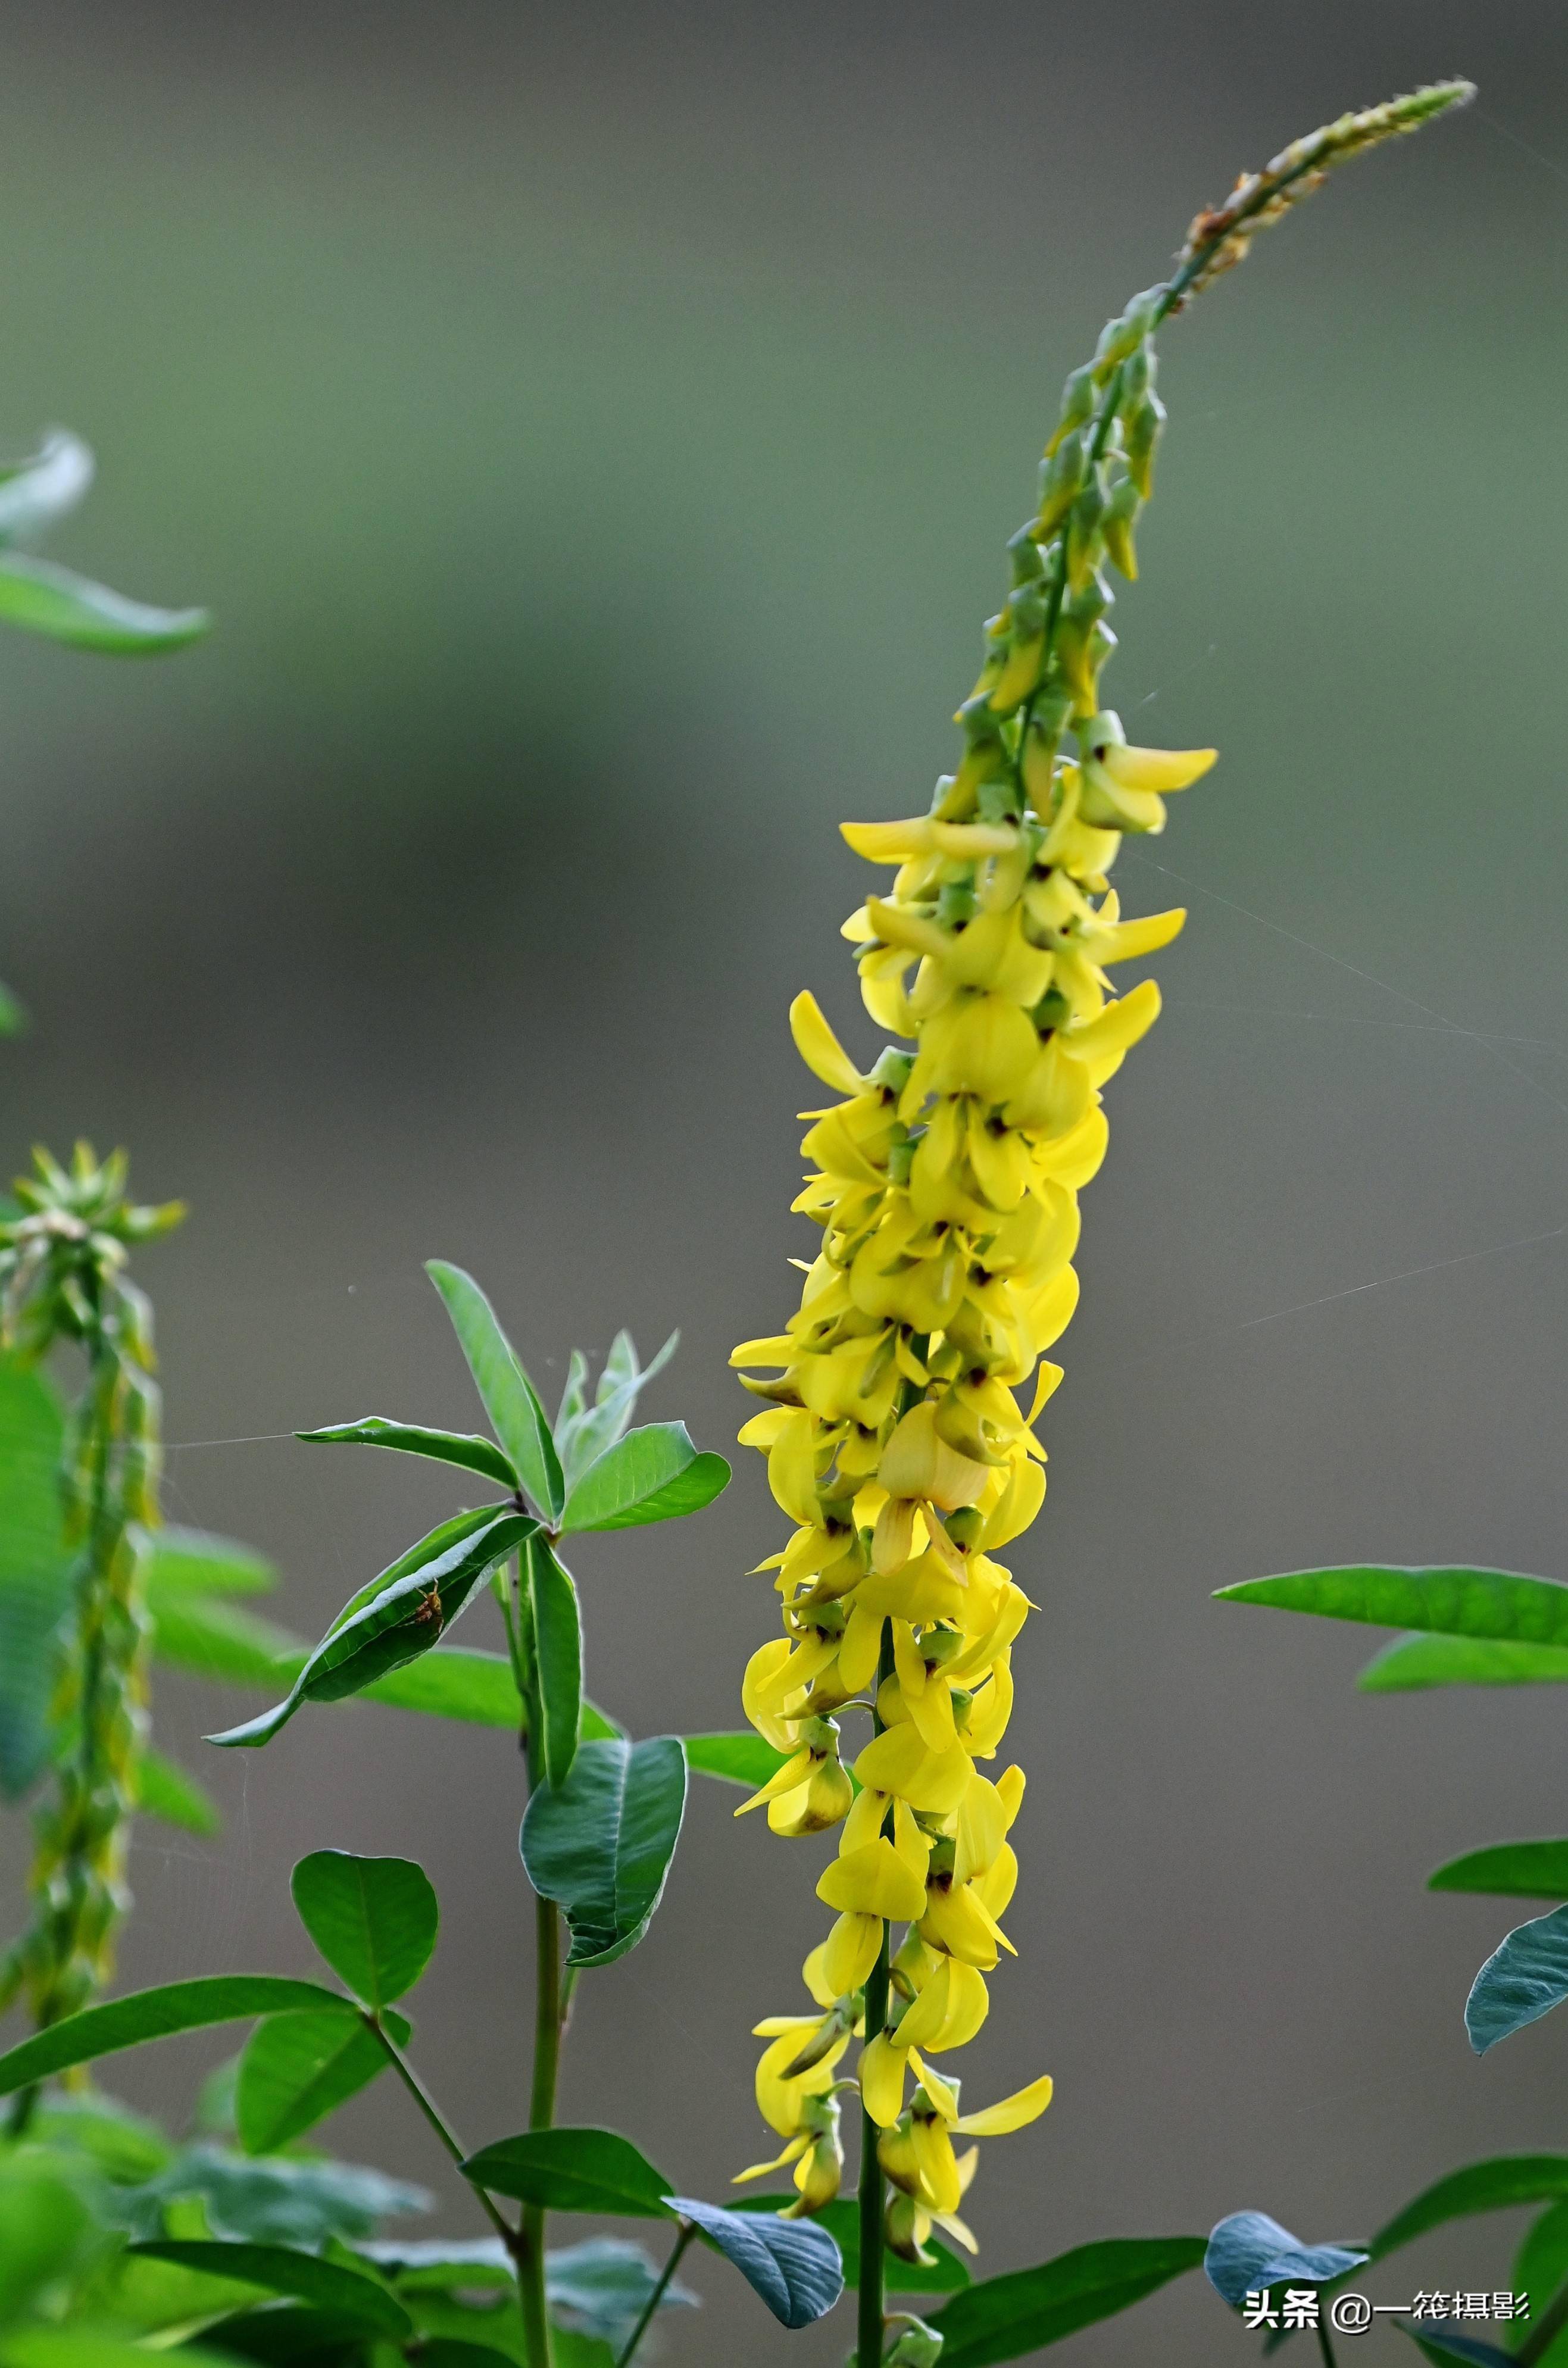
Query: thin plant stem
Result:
<box><xmin>366</xmin><ymin>2014</ymin><xmax>516</xmax><ymax>2250</ymax></box>
<box><xmin>516</xmin><ymin>1536</ymin><xmax>558</xmax><ymax>2368</ymax></box>
<box><xmin>1315</xmin><ymin>2322</ymin><xmax>1338</xmax><ymax>2368</ymax></box>
<box><xmin>614</xmin><ymin>2220</ymin><xmax>696</xmax><ymax>2368</ymax></box>
<box><xmin>857</xmin><ymin>1616</ymin><xmax>899</xmax><ymax>2368</ymax></box>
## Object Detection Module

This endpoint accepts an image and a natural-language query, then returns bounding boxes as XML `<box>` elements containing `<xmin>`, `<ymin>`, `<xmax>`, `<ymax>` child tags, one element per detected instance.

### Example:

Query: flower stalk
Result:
<box><xmin>727</xmin><ymin>80</ymin><xmax>1472</xmax><ymax>2367</ymax></box>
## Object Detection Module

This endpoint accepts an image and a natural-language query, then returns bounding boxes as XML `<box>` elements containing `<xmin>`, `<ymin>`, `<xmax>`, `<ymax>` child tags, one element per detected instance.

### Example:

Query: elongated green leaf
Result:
<box><xmin>1217</xmin><ymin>1566</ymin><xmax>1568</xmax><ymax>1646</ymax></box>
<box><xmin>0</xmin><ymin>1353</ymin><xmax>70</xmax><ymax>1798</ymax></box>
<box><xmin>1467</xmin><ymin>1908</ymin><xmax>1568</xmax><ymax>2054</ymax></box>
<box><xmin>734</xmin><ymin>2195</ymin><xmax>967</xmax><ymax>2292</ymax></box>
<box><xmin>1430</xmin><ymin>1842</ymin><xmax>1568</xmax><ymax>1900</ymax></box>
<box><xmin>426</xmin><ymin>1261</ymin><xmax>563</xmax><ymax>1519</ymax></box>
<box><xmin>558</xmin><ymin>1330</ymin><xmax>679</xmax><ymax>1489</ymax></box>
<box><xmin>0</xmin><ymin>1976</ymin><xmax>354</xmax><ymax>2095</ymax></box>
<box><xmin>137</xmin><ymin>1746</ymin><xmax>221</xmax><ymax>1836</ymax></box>
<box><xmin>1406</xmin><ymin>2329</ymin><xmax>1515</xmax><ymax>2367</ymax></box>
<box><xmin>669</xmin><ymin>2194</ymin><xmax>842</xmax><ymax>2329</ymax></box>
<box><xmin>560</xmin><ymin>1422</ymin><xmax>729</xmax><ymax>1535</ymax></box>
<box><xmin>0</xmin><ymin>2163</ymin><xmax>90</xmax><ymax>2320</ymax></box>
<box><xmin>361</xmin><ymin>1647</ymin><xmax>520</xmax><ymax>1726</ymax></box>
<box><xmin>149</xmin><ymin>1594</ymin><xmax>305</xmax><ymax>1685</ymax></box>
<box><xmin>683</xmin><ymin>1733</ymin><xmax>789</xmax><ymax>1789</ymax></box>
<box><xmin>0</xmin><ymin>2334</ymin><xmax>241</xmax><ymax>2368</ymax></box>
<box><xmin>126</xmin><ymin>2240</ymin><xmax>413</xmax><ymax>2336</ymax></box>
<box><xmin>143</xmin><ymin>1526</ymin><xmax>277</xmax><ymax>1600</ymax></box>
<box><xmin>929</xmin><ymin>2236</ymin><xmax>1207</xmax><ymax>2364</ymax></box>
<box><xmin>530</xmin><ymin>1536</ymin><xmax>583</xmax><ymax>1791</ymax></box>
<box><xmin>181</xmin><ymin>2303</ymin><xmax>369</xmax><ymax>2363</ymax></box>
<box><xmin>292</xmin><ymin>1852</ymin><xmax>438</xmax><ymax>2008</ymax></box>
<box><xmin>205</xmin><ymin>1505</ymin><xmax>534</xmax><ymax>1748</ymax></box>
<box><xmin>296</xmin><ymin>1416</ymin><xmax>518</xmax><ymax>1492</ymax></box>
<box><xmin>237</xmin><ymin>2009</ymin><xmax>404</xmax><ymax>2153</ymax></box>
<box><xmin>0</xmin><ymin>554</ymin><xmax>208</xmax><ymax>652</ymax></box>
<box><xmin>1515</xmin><ymin>2198</ymin><xmax>1568</xmax><ymax>2329</ymax></box>
<box><xmin>462</xmin><ymin>2128</ymin><xmax>673</xmax><ymax>2217</ymax></box>
<box><xmin>0</xmin><ymin>430</ymin><xmax>93</xmax><ymax>543</ymax></box>
<box><xmin>521</xmin><ymin>1736</ymin><xmax>687</xmax><ymax>1968</ymax></box>
<box><xmin>1369</xmin><ymin>2156</ymin><xmax>1568</xmax><ymax>2258</ymax></box>
<box><xmin>1360</xmin><ymin>1633</ymin><xmax>1568</xmax><ymax>1690</ymax></box>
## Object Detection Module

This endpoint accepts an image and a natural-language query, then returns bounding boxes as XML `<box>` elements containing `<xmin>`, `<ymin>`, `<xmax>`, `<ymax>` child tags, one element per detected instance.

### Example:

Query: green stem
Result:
<box><xmin>367</xmin><ymin>2014</ymin><xmax>516</xmax><ymax>2250</ymax></box>
<box><xmin>516</xmin><ymin>1541</ymin><xmax>560</xmax><ymax>2368</ymax></box>
<box><xmin>614</xmin><ymin>2221</ymin><xmax>696</xmax><ymax>2368</ymax></box>
<box><xmin>1315</xmin><ymin>2322</ymin><xmax>1338</xmax><ymax>2368</ymax></box>
<box><xmin>857</xmin><ymin>1617</ymin><xmax>899</xmax><ymax>2368</ymax></box>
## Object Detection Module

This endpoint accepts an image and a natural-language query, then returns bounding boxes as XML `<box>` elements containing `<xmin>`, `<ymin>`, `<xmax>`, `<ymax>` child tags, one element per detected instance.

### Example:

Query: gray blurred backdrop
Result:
<box><xmin>2</xmin><ymin>4</ymin><xmax>1565</xmax><ymax>2358</ymax></box>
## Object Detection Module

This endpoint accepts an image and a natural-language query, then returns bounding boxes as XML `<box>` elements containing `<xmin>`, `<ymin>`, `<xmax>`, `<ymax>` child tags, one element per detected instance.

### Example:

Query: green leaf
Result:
<box><xmin>426</xmin><ymin>1261</ymin><xmax>563</xmax><ymax>1520</ymax></box>
<box><xmin>462</xmin><ymin>2128</ymin><xmax>673</xmax><ymax>2217</ymax></box>
<box><xmin>556</xmin><ymin>1351</ymin><xmax>591</xmax><ymax>1440</ymax></box>
<box><xmin>0</xmin><ymin>2335</ymin><xmax>241</xmax><ymax>2368</ymax></box>
<box><xmin>520</xmin><ymin>1736</ymin><xmax>686</xmax><ymax>1968</ymax></box>
<box><xmin>137</xmin><ymin>1745</ymin><xmax>221</xmax><ymax>1836</ymax></box>
<box><xmin>580</xmin><ymin>1698</ymin><xmax>626</xmax><ymax>1742</ymax></box>
<box><xmin>205</xmin><ymin>1505</ymin><xmax>535</xmax><ymax>1749</ymax></box>
<box><xmin>529</xmin><ymin>1536</ymin><xmax>583</xmax><ymax>1792</ymax></box>
<box><xmin>1204</xmin><ymin>2212</ymin><xmax>1366</xmax><ymax>2307</ymax></box>
<box><xmin>0</xmin><ymin>1976</ymin><xmax>355</xmax><ymax>2095</ymax></box>
<box><xmin>361</xmin><ymin>1647</ymin><xmax>521</xmax><ymax>1726</ymax></box>
<box><xmin>126</xmin><ymin>2240</ymin><xmax>413</xmax><ymax>2336</ymax></box>
<box><xmin>292</xmin><ymin>1851</ymin><xmax>438</xmax><ymax>2008</ymax></box>
<box><xmin>560</xmin><ymin>1422</ymin><xmax>729</xmax><ymax>1535</ymax></box>
<box><xmin>414</xmin><ymin>2345</ymin><xmax>524</xmax><ymax>2368</ymax></box>
<box><xmin>143</xmin><ymin>1526</ymin><xmax>277</xmax><ymax>1600</ymax></box>
<box><xmin>928</xmin><ymin>2236</ymin><xmax>1207</xmax><ymax>2364</ymax></box>
<box><xmin>149</xmin><ymin>1593</ymin><xmax>306</xmax><ymax>1686</ymax></box>
<box><xmin>126</xmin><ymin>2144</ymin><xmax>429</xmax><ymax>2247</ymax></box>
<box><xmin>296</xmin><ymin>1416</ymin><xmax>518</xmax><ymax>1492</ymax></box>
<box><xmin>669</xmin><ymin>2194</ymin><xmax>842</xmax><ymax>2329</ymax></box>
<box><xmin>180</xmin><ymin>2303</ymin><xmax>370</xmax><ymax>2363</ymax></box>
<box><xmin>1405</xmin><ymin>2330</ymin><xmax>1515</xmax><ymax>2367</ymax></box>
<box><xmin>545</xmin><ymin>2235</ymin><xmax>699</xmax><ymax>2343</ymax></box>
<box><xmin>1217</xmin><ymin>1566</ymin><xmax>1568</xmax><ymax>1646</ymax></box>
<box><xmin>735</xmin><ymin>2195</ymin><xmax>967</xmax><ymax>2293</ymax></box>
<box><xmin>237</xmin><ymin>2010</ymin><xmax>405</xmax><ymax>2154</ymax></box>
<box><xmin>1516</xmin><ymin>2198</ymin><xmax>1568</xmax><ymax>2335</ymax></box>
<box><xmin>1467</xmin><ymin>1908</ymin><xmax>1568</xmax><ymax>2054</ymax></box>
<box><xmin>0</xmin><ymin>554</ymin><xmax>209</xmax><ymax>653</ymax></box>
<box><xmin>0</xmin><ymin>981</ymin><xmax>24</xmax><ymax>1035</ymax></box>
<box><xmin>0</xmin><ymin>430</ymin><xmax>94</xmax><ymax>545</ymax></box>
<box><xmin>558</xmin><ymin>1331</ymin><xmax>679</xmax><ymax>1491</ymax></box>
<box><xmin>1369</xmin><ymin>2156</ymin><xmax>1568</xmax><ymax>2259</ymax></box>
<box><xmin>682</xmin><ymin>1733</ymin><xmax>790</xmax><ymax>1789</ymax></box>
<box><xmin>0</xmin><ymin>2162</ymin><xmax>90</xmax><ymax>2320</ymax></box>
<box><xmin>0</xmin><ymin>1352</ymin><xmax>70</xmax><ymax>1798</ymax></box>
<box><xmin>1430</xmin><ymin>1842</ymin><xmax>1568</xmax><ymax>1900</ymax></box>
<box><xmin>1360</xmin><ymin>1633</ymin><xmax>1568</xmax><ymax>1690</ymax></box>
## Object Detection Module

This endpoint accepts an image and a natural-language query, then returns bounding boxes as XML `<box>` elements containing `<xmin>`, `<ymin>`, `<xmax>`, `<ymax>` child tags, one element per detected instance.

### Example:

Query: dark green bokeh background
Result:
<box><xmin>2</xmin><ymin>4</ymin><xmax>1566</xmax><ymax>2356</ymax></box>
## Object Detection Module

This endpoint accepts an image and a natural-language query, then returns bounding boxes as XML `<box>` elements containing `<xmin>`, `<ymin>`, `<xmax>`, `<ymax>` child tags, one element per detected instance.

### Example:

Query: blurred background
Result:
<box><xmin>1</xmin><ymin>1</ymin><xmax>1565</xmax><ymax>2355</ymax></box>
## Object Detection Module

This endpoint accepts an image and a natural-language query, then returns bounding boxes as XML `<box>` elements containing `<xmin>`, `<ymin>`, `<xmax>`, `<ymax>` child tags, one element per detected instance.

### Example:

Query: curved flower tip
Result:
<box><xmin>789</xmin><ymin>989</ymin><xmax>866</xmax><ymax>1096</ymax></box>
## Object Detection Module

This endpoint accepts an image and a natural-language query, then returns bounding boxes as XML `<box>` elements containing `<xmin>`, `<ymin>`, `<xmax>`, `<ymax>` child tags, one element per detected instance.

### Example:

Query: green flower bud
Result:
<box><xmin>1126</xmin><ymin>392</ymin><xmax>1167</xmax><ymax>498</ymax></box>
<box><xmin>1047</xmin><ymin>361</ymin><xmax>1097</xmax><ymax>452</ymax></box>
<box><xmin>1065</xmin><ymin>480</ymin><xmax>1107</xmax><ymax>592</ymax></box>
<box><xmin>1102</xmin><ymin>476</ymin><xmax>1141</xmax><ymax>580</ymax></box>
<box><xmin>1006</xmin><ymin>523</ymin><xmax>1045</xmax><ymax>585</ymax></box>
<box><xmin>1034</xmin><ymin>429</ymin><xmax>1084</xmax><ymax>538</ymax></box>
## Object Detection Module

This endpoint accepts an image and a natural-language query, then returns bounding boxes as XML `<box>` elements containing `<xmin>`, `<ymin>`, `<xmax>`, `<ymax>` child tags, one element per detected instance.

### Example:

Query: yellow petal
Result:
<box><xmin>908</xmin><ymin>2048</ymin><xmax>961</xmax><ymax>2122</ymax></box>
<box><xmin>822</xmin><ymin>1910</ymin><xmax>883</xmax><ymax>1998</ymax></box>
<box><xmin>789</xmin><ymin>989</ymin><xmax>867</xmax><ymax>1096</ymax></box>
<box><xmin>905</xmin><ymin>1671</ymin><xmax>958</xmax><ymax>1755</ymax></box>
<box><xmin>893</xmin><ymin>1957</ymin><xmax>952</xmax><ymax>2053</ymax></box>
<box><xmin>733</xmin><ymin>2135</ymin><xmax>811</xmax><ymax>2182</ymax></box>
<box><xmin>910</xmin><ymin>2113</ymin><xmax>963</xmax><ymax>2214</ymax></box>
<box><xmin>735</xmin><ymin>1745</ymin><xmax>817</xmax><ymax>1815</ymax></box>
<box><xmin>954</xmin><ymin>1772</ymin><xmax>1008</xmax><ymax>1882</ymax></box>
<box><xmin>859</xmin><ymin>2030</ymin><xmax>908</xmax><ymax>2128</ymax></box>
<box><xmin>932</xmin><ymin>1962</ymin><xmax>990</xmax><ymax>2053</ymax></box>
<box><xmin>817</xmin><ymin>1837</ymin><xmax>927</xmax><ymax>1922</ymax></box>
<box><xmin>854</xmin><ymin>1724</ymin><xmax>972</xmax><ymax>1816</ymax></box>
<box><xmin>841</xmin><ymin>818</ymin><xmax>936</xmax><ymax>863</ymax></box>
<box><xmin>801</xmin><ymin>1941</ymin><xmax>838</xmax><ymax>2009</ymax></box>
<box><xmin>1095</xmin><ymin>741</ymin><xmax>1216</xmax><ymax>792</ymax></box>
<box><xmin>954</xmin><ymin>2072</ymin><xmax>1055</xmax><ymax>2136</ymax></box>
<box><xmin>892</xmin><ymin>1619</ymin><xmax>927</xmax><ymax>1701</ymax></box>
<box><xmin>838</xmin><ymin>1600</ymin><xmax>886</xmax><ymax>1694</ymax></box>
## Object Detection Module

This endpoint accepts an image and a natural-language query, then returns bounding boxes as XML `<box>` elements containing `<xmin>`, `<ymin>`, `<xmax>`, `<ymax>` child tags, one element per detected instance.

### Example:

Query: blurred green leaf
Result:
<box><xmin>0</xmin><ymin>430</ymin><xmax>93</xmax><ymax>545</ymax></box>
<box><xmin>735</xmin><ymin>2195</ymin><xmax>967</xmax><ymax>2293</ymax></box>
<box><xmin>0</xmin><ymin>983</ymin><xmax>26</xmax><ymax>1036</ymax></box>
<box><xmin>928</xmin><ymin>2237</ymin><xmax>1206</xmax><ymax>2364</ymax></box>
<box><xmin>297</xmin><ymin>1416</ymin><xmax>518</xmax><ymax>1492</ymax></box>
<box><xmin>682</xmin><ymin>1733</ymin><xmax>789</xmax><ymax>1789</ymax></box>
<box><xmin>143</xmin><ymin>1527</ymin><xmax>277</xmax><ymax>1600</ymax></box>
<box><xmin>0</xmin><ymin>1976</ymin><xmax>355</xmax><ymax>2097</ymax></box>
<box><xmin>558</xmin><ymin>1332</ymin><xmax>678</xmax><ymax>1491</ymax></box>
<box><xmin>149</xmin><ymin>1594</ymin><xmax>305</xmax><ymax>1686</ymax></box>
<box><xmin>237</xmin><ymin>2008</ymin><xmax>404</xmax><ymax>2154</ymax></box>
<box><xmin>0</xmin><ymin>554</ymin><xmax>208</xmax><ymax>653</ymax></box>
<box><xmin>1515</xmin><ymin>2198</ymin><xmax>1568</xmax><ymax>2338</ymax></box>
<box><xmin>426</xmin><ymin>1261</ymin><xmax>563</xmax><ymax>1520</ymax></box>
<box><xmin>0</xmin><ymin>2335</ymin><xmax>240</xmax><ymax>2368</ymax></box>
<box><xmin>545</xmin><ymin>2235</ymin><xmax>698</xmax><ymax>2344</ymax></box>
<box><xmin>291</xmin><ymin>1851</ymin><xmax>438</xmax><ymax>2008</ymax></box>
<box><xmin>0</xmin><ymin>2161</ymin><xmax>91</xmax><ymax>2322</ymax></box>
<box><xmin>127</xmin><ymin>2239</ymin><xmax>413</xmax><ymax>2335</ymax></box>
<box><xmin>121</xmin><ymin>2144</ymin><xmax>430</xmax><ymax>2248</ymax></box>
<box><xmin>560</xmin><ymin>1422</ymin><xmax>729</xmax><ymax>1535</ymax></box>
<box><xmin>463</xmin><ymin>2128</ymin><xmax>672</xmax><ymax>2217</ymax></box>
<box><xmin>1359</xmin><ymin>1634</ymin><xmax>1568</xmax><ymax>1690</ymax></box>
<box><xmin>521</xmin><ymin>1736</ymin><xmax>686</xmax><ymax>1969</ymax></box>
<box><xmin>136</xmin><ymin>1745</ymin><xmax>221</xmax><ymax>1836</ymax></box>
<box><xmin>1405</xmin><ymin>2330</ymin><xmax>1515</xmax><ymax>2366</ymax></box>
<box><xmin>174</xmin><ymin>2303</ymin><xmax>368</xmax><ymax>2363</ymax></box>
<box><xmin>0</xmin><ymin>1352</ymin><xmax>70</xmax><ymax>1798</ymax></box>
<box><xmin>413</xmin><ymin>2344</ymin><xmax>523</xmax><ymax>2368</ymax></box>
<box><xmin>360</xmin><ymin>1647</ymin><xmax>520</xmax><ymax>1726</ymax></box>
<box><xmin>28</xmin><ymin>2090</ymin><xmax>171</xmax><ymax>2183</ymax></box>
<box><xmin>1467</xmin><ymin>1909</ymin><xmax>1568</xmax><ymax>2054</ymax></box>
<box><xmin>1217</xmin><ymin>1566</ymin><xmax>1568</xmax><ymax>1646</ymax></box>
<box><xmin>205</xmin><ymin>1505</ymin><xmax>535</xmax><ymax>1749</ymax></box>
<box><xmin>354</xmin><ymin>2235</ymin><xmax>512</xmax><ymax>2290</ymax></box>
<box><xmin>1430</xmin><ymin>1842</ymin><xmax>1568</xmax><ymax>1900</ymax></box>
<box><xmin>670</xmin><ymin>2194</ymin><xmax>841</xmax><ymax>2329</ymax></box>
<box><xmin>529</xmin><ymin>1536</ymin><xmax>582</xmax><ymax>1792</ymax></box>
<box><xmin>1369</xmin><ymin>2156</ymin><xmax>1568</xmax><ymax>2258</ymax></box>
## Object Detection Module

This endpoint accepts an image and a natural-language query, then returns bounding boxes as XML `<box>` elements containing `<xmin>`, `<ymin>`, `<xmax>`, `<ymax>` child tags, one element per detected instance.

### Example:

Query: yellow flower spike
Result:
<box><xmin>822</xmin><ymin>1910</ymin><xmax>885</xmax><ymax>1997</ymax></box>
<box><xmin>817</xmin><ymin>1838</ymin><xmax>927</xmax><ymax>1923</ymax></box>
<box><xmin>952</xmin><ymin>2071</ymin><xmax>1055</xmax><ymax>2137</ymax></box>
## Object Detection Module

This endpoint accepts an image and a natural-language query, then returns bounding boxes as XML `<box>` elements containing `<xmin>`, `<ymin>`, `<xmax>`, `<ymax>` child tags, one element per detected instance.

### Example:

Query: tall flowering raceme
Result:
<box><xmin>728</xmin><ymin>78</ymin><xmax>1474</xmax><ymax>2366</ymax></box>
